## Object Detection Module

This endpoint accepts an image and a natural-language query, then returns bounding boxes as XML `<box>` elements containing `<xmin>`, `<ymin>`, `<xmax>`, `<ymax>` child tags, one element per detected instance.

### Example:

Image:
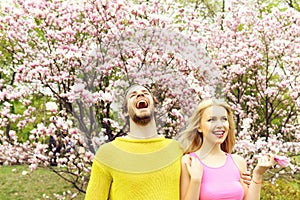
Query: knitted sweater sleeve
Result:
<box><xmin>85</xmin><ymin>160</ymin><xmax>112</xmax><ymax>200</ymax></box>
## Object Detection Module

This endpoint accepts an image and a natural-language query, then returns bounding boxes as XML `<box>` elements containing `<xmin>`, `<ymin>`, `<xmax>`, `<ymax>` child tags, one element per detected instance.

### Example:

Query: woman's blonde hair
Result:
<box><xmin>179</xmin><ymin>98</ymin><xmax>236</xmax><ymax>154</ymax></box>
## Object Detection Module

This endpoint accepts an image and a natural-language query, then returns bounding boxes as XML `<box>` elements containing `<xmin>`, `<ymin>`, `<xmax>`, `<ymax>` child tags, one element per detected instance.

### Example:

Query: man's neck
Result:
<box><xmin>128</xmin><ymin>118</ymin><xmax>159</xmax><ymax>139</ymax></box>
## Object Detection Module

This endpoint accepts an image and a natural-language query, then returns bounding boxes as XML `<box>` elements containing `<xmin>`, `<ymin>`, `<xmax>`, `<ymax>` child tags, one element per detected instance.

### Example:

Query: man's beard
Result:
<box><xmin>132</xmin><ymin>114</ymin><xmax>152</xmax><ymax>125</ymax></box>
<box><xmin>128</xmin><ymin>107</ymin><xmax>154</xmax><ymax>125</ymax></box>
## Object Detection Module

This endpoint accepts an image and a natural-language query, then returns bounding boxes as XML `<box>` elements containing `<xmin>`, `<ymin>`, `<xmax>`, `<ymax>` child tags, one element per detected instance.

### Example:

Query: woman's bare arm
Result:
<box><xmin>232</xmin><ymin>154</ymin><xmax>275</xmax><ymax>200</ymax></box>
<box><xmin>180</xmin><ymin>155</ymin><xmax>203</xmax><ymax>200</ymax></box>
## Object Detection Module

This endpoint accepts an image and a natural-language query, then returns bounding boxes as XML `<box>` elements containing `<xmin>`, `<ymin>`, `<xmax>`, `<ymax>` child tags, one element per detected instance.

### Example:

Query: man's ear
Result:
<box><xmin>123</xmin><ymin>112</ymin><xmax>129</xmax><ymax>117</ymax></box>
<box><xmin>153</xmin><ymin>96</ymin><xmax>159</xmax><ymax>104</ymax></box>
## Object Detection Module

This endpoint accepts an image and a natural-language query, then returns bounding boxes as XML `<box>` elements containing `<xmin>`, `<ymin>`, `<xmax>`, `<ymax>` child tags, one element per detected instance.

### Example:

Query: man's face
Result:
<box><xmin>126</xmin><ymin>85</ymin><xmax>155</xmax><ymax>125</ymax></box>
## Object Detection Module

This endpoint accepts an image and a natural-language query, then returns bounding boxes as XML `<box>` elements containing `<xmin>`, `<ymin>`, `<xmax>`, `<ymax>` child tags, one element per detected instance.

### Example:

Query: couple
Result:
<box><xmin>85</xmin><ymin>85</ymin><xmax>275</xmax><ymax>200</ymax></box>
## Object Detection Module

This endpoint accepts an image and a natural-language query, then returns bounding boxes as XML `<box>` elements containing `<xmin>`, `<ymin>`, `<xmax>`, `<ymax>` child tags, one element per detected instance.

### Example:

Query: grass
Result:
<box><xmin>0</xmin><ymin>165</ymin><xmax>85</xmax><ymax>200</ymax></box>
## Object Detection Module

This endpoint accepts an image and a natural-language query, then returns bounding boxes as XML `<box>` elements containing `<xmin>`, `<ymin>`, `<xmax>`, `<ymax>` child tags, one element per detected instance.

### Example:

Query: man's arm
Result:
<box><xmin>85</xmin><ymin>160</ymin><xmax>112</xmax><ymax>200</ymax></box>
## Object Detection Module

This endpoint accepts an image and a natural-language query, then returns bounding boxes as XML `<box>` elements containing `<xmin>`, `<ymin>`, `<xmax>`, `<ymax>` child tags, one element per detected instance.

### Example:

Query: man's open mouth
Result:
<box><xmin>136</xmin><ymin>100</ymin><xmax>148</xmax><ymax>109</ymax></box>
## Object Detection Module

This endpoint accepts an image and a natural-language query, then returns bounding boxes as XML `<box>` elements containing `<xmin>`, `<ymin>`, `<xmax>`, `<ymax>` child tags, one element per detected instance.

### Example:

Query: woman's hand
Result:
<box><xmin>185</xmin><ymin>156</ymin><xmax>204</xmax><ymax>182</ymax></box>
<box><xmin>253</xmin><ymin>154</ymin><xmax>275</xmax><ymax>176</ymax></box>
<box><xmin>180</xmin><ymin>155</ymin><xmax>203</xmax><ymax>200</ymax></box>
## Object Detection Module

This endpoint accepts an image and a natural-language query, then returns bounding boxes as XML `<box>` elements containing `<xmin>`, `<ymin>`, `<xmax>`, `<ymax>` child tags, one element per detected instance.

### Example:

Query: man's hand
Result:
<box><xmin>241</xmin><ymin>171</ymin><xmax>252</xmax><ymax>187</ymax></box>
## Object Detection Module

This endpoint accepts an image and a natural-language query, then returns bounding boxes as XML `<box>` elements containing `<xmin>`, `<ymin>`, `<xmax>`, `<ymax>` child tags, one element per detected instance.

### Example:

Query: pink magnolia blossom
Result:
<box><xmin>45</xmin><ymin>102</ymin><xmax>58</xmax><ymax>113</ymax></box>
<box><xmin>274</xmin><ymin>155</ymin><xmax>290</xmax><ymax>167</ymax></box>
<box><xmin>22</xmin><ymin>171</ymin><xmax>28</xmax><ymax>176</ymax></box>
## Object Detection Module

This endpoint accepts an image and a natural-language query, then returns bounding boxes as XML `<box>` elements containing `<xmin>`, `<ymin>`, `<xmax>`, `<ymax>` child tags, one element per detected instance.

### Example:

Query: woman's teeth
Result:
<box><xmin>213</xmin><ymin>131</ymin><xmax>224</xmax><ymax>137</ymax></box>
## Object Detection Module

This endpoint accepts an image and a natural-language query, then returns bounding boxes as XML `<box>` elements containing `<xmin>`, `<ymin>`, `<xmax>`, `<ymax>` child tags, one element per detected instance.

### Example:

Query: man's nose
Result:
<box><xmin>137</xmin><ymin>93</ymin><xmax>145</xmax><ymax>98</ymax></box>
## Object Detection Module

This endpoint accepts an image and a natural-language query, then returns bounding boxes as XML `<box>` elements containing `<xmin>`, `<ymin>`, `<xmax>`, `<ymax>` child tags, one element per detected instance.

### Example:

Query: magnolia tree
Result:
<box><xmin>0</xmin><ymin>0</ymin><xmax>299</xmax><ymax>198</ymax></box>
<box><xmin>203</xmin><ymin>0</ymin><xmax>300</xmax><ymax>181</ymax></box>
<box><xmin>0</xmin><ymin>0</ymin><xmax>218</xmax><ymax>196</ymax></box>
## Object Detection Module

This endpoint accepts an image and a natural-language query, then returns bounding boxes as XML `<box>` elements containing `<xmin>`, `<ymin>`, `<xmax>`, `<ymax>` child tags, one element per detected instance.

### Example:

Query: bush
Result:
<box><xmin>261</xmin><ymin>179</ymin><xmax>300</xmax><ymax>200</ymax></box>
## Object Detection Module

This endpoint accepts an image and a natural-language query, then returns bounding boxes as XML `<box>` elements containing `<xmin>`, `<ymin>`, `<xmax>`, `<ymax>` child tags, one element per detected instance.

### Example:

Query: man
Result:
<box><xmin>85</xmin><ymin>85</ymin><xmax>183</xmax><ymax>200</ymax></box>
<box><xmin>85</xmin><ymin>84</ymin><xmax>251</xmax><ymax>200</ymax></box>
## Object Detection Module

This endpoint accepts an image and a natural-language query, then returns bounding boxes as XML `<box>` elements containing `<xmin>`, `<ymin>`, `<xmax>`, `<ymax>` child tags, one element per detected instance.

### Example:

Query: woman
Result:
<box><xmin>180</xmin><ymin>98</ymin><xmax>275</xmax><ymax>200</ymax></box>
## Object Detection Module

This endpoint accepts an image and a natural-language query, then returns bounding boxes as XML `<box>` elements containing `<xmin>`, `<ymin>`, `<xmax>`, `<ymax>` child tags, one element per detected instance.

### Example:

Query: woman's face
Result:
<box><xmin>198</xmin><ymin>105</ymin><xmax>229</xmax><ymax>144</ymax></box>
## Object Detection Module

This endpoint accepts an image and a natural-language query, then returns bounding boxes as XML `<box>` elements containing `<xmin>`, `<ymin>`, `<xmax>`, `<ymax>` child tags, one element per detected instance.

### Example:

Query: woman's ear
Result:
<box><xmin>197</xmin><ymin>127</ymin><xmax>202</xmax><ymax>133</ymax></box>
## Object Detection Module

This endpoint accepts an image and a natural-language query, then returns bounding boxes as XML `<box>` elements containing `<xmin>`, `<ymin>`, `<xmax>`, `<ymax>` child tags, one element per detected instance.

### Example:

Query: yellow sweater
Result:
<box><xmin>85</xmin><ymin>137</ymin><xmax>183</xmax><ymax>200</ymax></box>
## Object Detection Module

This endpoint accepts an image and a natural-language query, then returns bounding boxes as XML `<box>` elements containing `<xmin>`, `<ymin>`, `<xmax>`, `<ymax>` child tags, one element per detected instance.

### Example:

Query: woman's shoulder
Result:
<box><xmin>231</xmin><ymin>153</ymin><xmax>245</xmax><ymax>161</ymax></box>
<box><xmin>231</xmin><ymin>154</ymin><xmax>247</xmax><ymax>171</ymax></box>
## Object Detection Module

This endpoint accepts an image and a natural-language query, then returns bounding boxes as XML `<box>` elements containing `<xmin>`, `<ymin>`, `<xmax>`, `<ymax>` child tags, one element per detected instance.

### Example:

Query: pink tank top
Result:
<box><xmin>190</xmin><ymin>152</ymin><xmax>244</xmax><ymax>200</ymax></box>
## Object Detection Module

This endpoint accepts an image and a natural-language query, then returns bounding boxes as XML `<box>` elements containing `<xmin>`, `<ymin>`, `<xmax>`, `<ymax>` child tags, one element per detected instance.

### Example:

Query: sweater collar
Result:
<box><xmin>115</xmin><ymin>136</ymin><xmax>165</xmax><ymax>143</ymax></box>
